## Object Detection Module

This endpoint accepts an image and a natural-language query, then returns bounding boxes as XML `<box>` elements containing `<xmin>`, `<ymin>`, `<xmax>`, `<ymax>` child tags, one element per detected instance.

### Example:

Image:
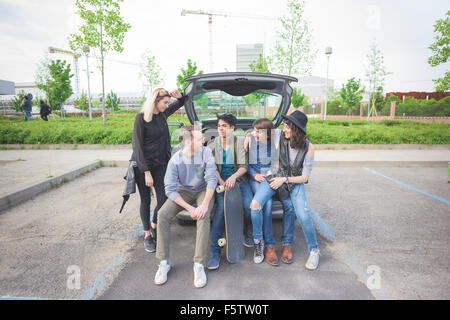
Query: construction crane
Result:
<box><xmin>48</xmin><ymin>46</ymin><xmax>81</xmax><ymax>98</ymax></box>
<box><xmin>181</xmin><ymin>9</ymin><xmax>276</xmax><ymax>73</ymax></box>
<box><xmin>48</xmin><ymin>47</ymin><xmax>138</xmax><ymax>100</ymax></box>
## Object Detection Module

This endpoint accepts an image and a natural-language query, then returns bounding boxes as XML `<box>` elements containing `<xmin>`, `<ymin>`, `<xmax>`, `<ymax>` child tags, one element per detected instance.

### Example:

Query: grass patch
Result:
<box><xmin>0</xmin><ymin>114</ymin><xmax>448</xmax><ymax>145</ymax></box>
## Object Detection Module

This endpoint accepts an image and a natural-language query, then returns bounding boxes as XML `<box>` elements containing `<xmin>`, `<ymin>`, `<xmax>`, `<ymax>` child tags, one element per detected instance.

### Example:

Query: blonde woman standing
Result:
<box><xmin>130</xmin><ymin>88</ymin><xmax>185</xmax><ymax>253</ymax></box>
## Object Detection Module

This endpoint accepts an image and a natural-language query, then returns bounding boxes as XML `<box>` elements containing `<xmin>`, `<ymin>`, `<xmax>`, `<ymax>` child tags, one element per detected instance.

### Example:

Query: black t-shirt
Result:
<box><xmin>130</xmin><ymin>96</ymin><xmax>186</xmax><ymax>172</ymax></box>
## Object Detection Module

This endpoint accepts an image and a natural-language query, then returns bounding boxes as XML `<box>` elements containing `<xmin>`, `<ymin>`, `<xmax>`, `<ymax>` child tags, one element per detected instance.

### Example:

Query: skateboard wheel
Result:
<box><xmin>218</xmin><ymin>238</ymin><xmax>226</xmax><ymax>247</ymax></box>
<box><xmin>216</xmin><ymin>185</ymin><xmax>225</xmax><ymax>193</ymax></box>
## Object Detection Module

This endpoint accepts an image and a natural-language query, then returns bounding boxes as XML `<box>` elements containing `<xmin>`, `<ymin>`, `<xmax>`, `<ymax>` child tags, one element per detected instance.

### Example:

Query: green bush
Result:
<box><xmin>393</xmin><ymin>96</ymin><xmax>450</xmax><ymax>117</ymax></box>
<box><xmin>325</xmin><ymin>100</ymin><xmax>346</xmax><ymax>115</ymax></box>
<box><xmin>0</xmin><ymin>115</ymin><xmax>449</xmax><ymax>145</ymax></box>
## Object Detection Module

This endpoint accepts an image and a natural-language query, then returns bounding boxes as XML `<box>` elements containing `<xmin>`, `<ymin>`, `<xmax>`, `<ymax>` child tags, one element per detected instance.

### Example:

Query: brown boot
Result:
<box><xmin>265</xmin><ymin>247</ymin><xmax>279</xmax><ymax>266</ymax></box>
<box><xmin>281</xmin><ymin>245</ymin><xmax>293</xmax><ymax>264</ymax></box>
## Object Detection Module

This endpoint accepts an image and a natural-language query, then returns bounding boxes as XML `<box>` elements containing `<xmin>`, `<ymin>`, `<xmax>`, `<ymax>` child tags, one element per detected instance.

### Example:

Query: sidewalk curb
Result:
<box><xmin>0</xmin><ymin>161</ymin><xmax>102</xmax><ymax>213</ymax></box>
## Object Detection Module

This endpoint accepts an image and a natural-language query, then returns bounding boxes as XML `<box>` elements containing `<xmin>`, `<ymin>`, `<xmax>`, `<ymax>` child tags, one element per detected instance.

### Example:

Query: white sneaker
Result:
<box><xmin>154</xmin><ymin>260</ymin><xmax>171</xmax><ymax>285</ymax></box>
<box><xmin>193</xmin><ymin>262</ymin><xmax>207</xmax><ymax>288</ymax></box>
<box><xmin>305</xmin><ymin>248</ymin><xmax>320</xmax><ymax>270</ymax></box>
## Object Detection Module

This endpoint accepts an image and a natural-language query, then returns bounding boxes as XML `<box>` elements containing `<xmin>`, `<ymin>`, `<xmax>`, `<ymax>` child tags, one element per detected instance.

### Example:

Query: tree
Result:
<box><xmin>69</xmin><ymin>0</ymin><xmax>131</xmax><ymax>126</ymax></box>
<box><xmin>291</xmin><ymin>88</ymin><xmax>308</xmax><ymax>108</ymax></box>
<box><xmin>106</xmin><ymin>90</ymin><xmax>120</xmax><ymax>111</ymax></box>
<box><xmin>249</xmin><ymin>54</ymin><xmax>271</xmax><ymax>74</ymax></box>
<box><xmin>12</xmin><ymin>91</ymin><xmax>27</xmax><ymax>112</ymax></box>
<box><xmin>139</xmin><ymin>50</ymin><xmax>163</xmax><ymax>93</ymax></box>
<box><xmin>371</xmin><ymin>86</ymin><xmax>386</xmax><ymax>113</ymax></box>
<box><xmin>35</xmin><ymin>59</ymin><xmax>73</xmax><ymax>110</ymax></box>
<box><xmin>365</xmin><ymin>39</ymin><xmax>391</xmax><ymax>117</ymax></box>
<box><xmin>428</xmin><ymin>11</ymin><xmax>449</xmax><ymax>91</ymax></box>
<box><xmin>193</xmin><ymin>94</ymin><xmax>209</xmax><ymax>109</ymax></box>
<box><xmin>339</xmin><ymin>77</ymin><xmax>365</xmax><ymax>114</ymax></box>
<box><xmin>74</xmin><ymin>90</ymin><xmax>89</xmax><ymax>111</ymax></box>
<box><xmin>272</xmin><ymin>0</ymin><xmax>317</xmax><ymax>76</ymax></box>
<box><xmin>246</xmin><ymin>54</ymin><xmax>273</xmax><ymax>116</ymax></box>
<box><xmin>176</xmin><ymin>59</ymin><xmax>203</xmax><ymax>93</ymax></box>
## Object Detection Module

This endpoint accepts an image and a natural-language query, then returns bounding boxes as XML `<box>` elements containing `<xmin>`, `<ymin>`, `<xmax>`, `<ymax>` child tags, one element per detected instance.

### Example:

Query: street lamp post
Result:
<box><xmin>324</xmin><ymin>46</ymin><xmax>332</xmax><ymax>120</ymax></box>
<box><xmin>83</xmin><ymin>45</ymin><xmax>93</xmax><ymax>120</ymax></box>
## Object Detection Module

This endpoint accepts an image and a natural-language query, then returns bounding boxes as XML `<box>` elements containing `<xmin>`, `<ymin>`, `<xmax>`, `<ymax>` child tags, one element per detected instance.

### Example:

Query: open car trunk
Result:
<box><xmin>183</xmin><ymin>72</ymin><xmax>298</xmax><ymax>131</ymax></box>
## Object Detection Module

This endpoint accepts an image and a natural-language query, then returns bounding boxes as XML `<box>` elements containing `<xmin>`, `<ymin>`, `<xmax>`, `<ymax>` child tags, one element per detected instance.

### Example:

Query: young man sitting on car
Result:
<box><xmin>207</xmin><ymin>113</ymin><xmax>253</xmax><ymax>270</ymax></box>
<box><xmin>155</xmin><ymin>125</ymin><xmax>217</xmax><ymax>288</ymax></box>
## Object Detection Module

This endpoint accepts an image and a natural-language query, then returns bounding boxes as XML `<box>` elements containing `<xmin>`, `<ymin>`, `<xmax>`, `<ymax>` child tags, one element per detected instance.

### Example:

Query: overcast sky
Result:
<box><xmin>0</xmin><ymin>0</ymin><xmax>448</xmax><ymax>97</ymax></box>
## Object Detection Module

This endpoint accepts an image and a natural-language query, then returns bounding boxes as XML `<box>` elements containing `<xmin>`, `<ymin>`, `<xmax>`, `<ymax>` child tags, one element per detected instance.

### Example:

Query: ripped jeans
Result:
<box><xmin>251</xmin><ymin>179</ymin><xmax>318</xmax><ymax>252</ymax></box>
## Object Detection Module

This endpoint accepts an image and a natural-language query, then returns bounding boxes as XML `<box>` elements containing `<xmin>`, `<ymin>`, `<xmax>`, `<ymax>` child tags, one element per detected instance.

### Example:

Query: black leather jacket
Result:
<box><xmin>278</xmin><ymin>134</ymin><xmax>310</xmax><ymax>178</ymax></box>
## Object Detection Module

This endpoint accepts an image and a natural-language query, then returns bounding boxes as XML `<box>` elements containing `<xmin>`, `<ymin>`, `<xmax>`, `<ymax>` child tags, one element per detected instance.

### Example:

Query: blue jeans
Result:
<box><xmin>249</xmin><ymin>179</ymin><xmax>275</xmax><ymax>247</ymax></box>
<box><xmin>24</xmin><ymin>111</ymin><xmax>33</xmax><ymax>121</ymax></box>
<box><xmin>251</xmin><ymin>179</ymin><xmax>295</xmax><ymax>246</ymax></box>
<box><xmin>210</xmin><ymin>178</ymin><xmax>253</xmax><ymax>255</ymax></box>
<box><xmin>240</xmin><ymin>181</ymin><xmax>253</xmax><ymax>238</ymax></box>
<box><xmin>252</xmin><ymin>180</ymin><xmax>318</xmax><ymax>251</ymax></box>
<box><xmin>287</xmin><ymin>183</ymin><xmax>318</xmax><ymax>252</ymax></box>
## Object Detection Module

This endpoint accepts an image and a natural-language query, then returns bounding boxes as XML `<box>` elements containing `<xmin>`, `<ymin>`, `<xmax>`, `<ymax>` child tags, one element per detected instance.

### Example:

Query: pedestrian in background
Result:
<box><xmin>21</xmin><ymin>94</ymin><xmax>33</xmax><ymax>121</ymax></box>
<box><xmin>39</xmin><ymin>100</ymin><xmax>52</xmax><ymax>121</ymax></box>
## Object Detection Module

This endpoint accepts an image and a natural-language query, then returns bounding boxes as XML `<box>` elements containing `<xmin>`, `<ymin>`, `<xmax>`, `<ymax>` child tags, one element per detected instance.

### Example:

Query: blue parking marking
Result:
<box><xmin>130</xmin><ymin>224</ymin><xmax>144</xmax><ymax>241</ymax></box>
<box><xmin>308</xmin><ymin>206</ymin><xmax>336</xmax><ymax>242</ymax></box>
<box><xmin>345</xmin><ymin>251</ymin><xmax>390</xmax><ymax>300</ymax></box>
<box><xmin>364</xmin><ymin>168</ymin><xmax>450</xmax><ymax>205</ymax></box>
<box><xmin>81</xmin><ymin>256</ymin><xmax>126</xmax><ymax>300</ymax></box>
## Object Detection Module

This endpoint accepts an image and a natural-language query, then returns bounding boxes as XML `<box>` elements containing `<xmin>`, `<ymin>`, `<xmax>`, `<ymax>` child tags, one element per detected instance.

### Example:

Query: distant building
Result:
<box><xmin>14</xmin><ymin>82</ymin><xmax>45</xmax><ymax>98</ymax></box>
<box><xmin>294</xmin><ymin>75</ymin><xmax>334</xmax><ymax>104</ymax></box>
<box><xmin>236</xmin><ymin>44</ymin><xmax>264</xmax><ymax>72</ymax></box>
<box><xmin>0</xmin><ymin>80</ymin><xmax>15</xmax><ymax>95</ymax></box>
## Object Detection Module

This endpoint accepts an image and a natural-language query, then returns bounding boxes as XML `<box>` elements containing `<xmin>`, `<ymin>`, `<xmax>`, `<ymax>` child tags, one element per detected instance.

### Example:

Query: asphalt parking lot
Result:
<box><xmin>99</xmin><ymin>165</ymin><xmax>449</xmax><ymax>300</ymax></box>
<box><xmin>0</xmin><ymin>148</ymin><xmax>448</xmax><ymax>300</ymax></box>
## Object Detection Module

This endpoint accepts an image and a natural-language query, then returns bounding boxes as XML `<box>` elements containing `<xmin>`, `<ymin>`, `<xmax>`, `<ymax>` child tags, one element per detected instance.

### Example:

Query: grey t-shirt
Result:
<box><xmin>164</xmin><ymin>147</ymin><xmax>218</xmax><ymax>201</ymax></box>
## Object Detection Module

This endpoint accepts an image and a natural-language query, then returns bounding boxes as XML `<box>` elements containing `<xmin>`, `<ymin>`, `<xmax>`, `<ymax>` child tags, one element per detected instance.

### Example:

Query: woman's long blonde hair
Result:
<box><xmin>142</xmin><ymin>88</ymin><xmax>170</xmax><ymax>122</ymax></box>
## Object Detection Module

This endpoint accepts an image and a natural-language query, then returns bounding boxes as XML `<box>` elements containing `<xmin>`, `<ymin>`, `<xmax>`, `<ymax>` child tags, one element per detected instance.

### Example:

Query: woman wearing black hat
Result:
<box><xmin>246</xmin><ymin>110</ymin><xmax>320</xmax><ymax>270</ymax></box>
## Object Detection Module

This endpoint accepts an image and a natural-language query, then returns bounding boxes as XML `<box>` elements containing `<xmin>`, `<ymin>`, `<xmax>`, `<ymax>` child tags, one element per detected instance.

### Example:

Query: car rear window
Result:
<box><xmin>192</xmin><ymin>90</ymin><xmax>283</xmax><ymax>121</ymax></box>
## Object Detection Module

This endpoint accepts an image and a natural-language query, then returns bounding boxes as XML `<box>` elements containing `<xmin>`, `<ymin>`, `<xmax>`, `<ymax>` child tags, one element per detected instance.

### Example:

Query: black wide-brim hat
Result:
<box><xmin>281</xmin><ymin>110</ymin><xmax>308</xmax><ymax>134</ymax></box>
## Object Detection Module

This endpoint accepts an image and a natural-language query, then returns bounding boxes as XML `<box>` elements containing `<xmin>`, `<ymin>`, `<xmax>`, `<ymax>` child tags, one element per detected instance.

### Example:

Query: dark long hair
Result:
<box><xmin>285</xmin><ymin>119</ymin><xmax>306</xmax><ymax>149</ymax></box>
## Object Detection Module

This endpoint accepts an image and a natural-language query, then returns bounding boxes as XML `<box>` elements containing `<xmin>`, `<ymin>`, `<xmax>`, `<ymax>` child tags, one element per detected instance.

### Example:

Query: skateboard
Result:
<box><xmin>218</xmin><ymin>184</ymin><xmax>245</xmax><ymax>263</ymax></box>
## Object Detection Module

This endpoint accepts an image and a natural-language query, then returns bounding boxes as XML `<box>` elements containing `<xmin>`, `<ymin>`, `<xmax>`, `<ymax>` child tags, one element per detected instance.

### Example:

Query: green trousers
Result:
<box><xmin>156</xmin><ymin>189</ymin><xmax>215</xmax><ymax>265</ymax></box>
